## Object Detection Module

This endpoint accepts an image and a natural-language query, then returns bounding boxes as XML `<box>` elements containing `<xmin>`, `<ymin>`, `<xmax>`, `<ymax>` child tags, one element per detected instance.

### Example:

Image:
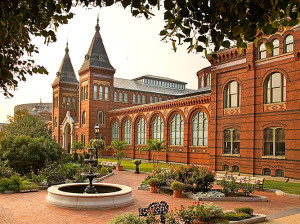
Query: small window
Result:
<box><xmin>142</xmin><ymin>95</ymin><xmax>146</xmax><ymax>104</ymax></box>
<box><xmin>150</xmin><ymin>96</ymin><xmax>153</xmax><ymax>103</ymax></box>
<box><xmin>154</xmin><ymin>97</ymin><xmax>158</xmax><ymax>102</ymax></box>
<box><xmin>159</xmin><ymin>97</ymin><xmax>162</xmax><ymax>102</ymax></box>
<box><xmin>124</xmin><ymin>93</ymin><xmax>128</xmax><ymax>102</ymax></box>
<box><xmin>284</xmin><ymin>35</ymin><xmax>293</xmax><ymax>53</ymax></box>
<box><xmin>119</xmin><ymin>92</ymin><xmax>123</xmax><ymax>102</ymax></box>
<box><xmin>54</xmin><ymin>117</ymin><xmax>57</xmax><ymax>128</ymax></box>
<box><xmin>104</xmin><ymin>86</ymin><xmax>109</xmax><ymax>100</ymax></box>
<box><xmin>263</xmin><ymin>168</ymin><xmax>271</xmax><ymax>176</ymax></box>
<box><xmin>223</xmin><ymin>165</ymin><xmax>229</xmax><ymax>171</ymax></box>
<box><xmin>258</xmin><ymin>43</ymin><xmax>267</xmax><ymax>59</ymax></box>
<box><xmin>132</xmin><ymin>94</ymin><xmax>136</xmax><ymax>103</ymax></box>
<box><xmin>224</xmin><ymin>81</ymin><xmax>240</xmax><ymax>108</ymax></box>
<box><xmin>82</xmin><ymin>111</ymin><xmax>86</xmax><ymax>125</ymax></box>
<box><xmin>94</xmin><ymin>85</ymin><xmax>98</xmax><ymax>100</ymax></box>
<box><xmin>264</xmin><ymin>73</ymin><xmax>286</xmax><ymax>104</ymax></box>
<box><xmin>81</xmin><ymin>134</ymin><xmax>85</xmax><ymax>146</ymax></box>
<box><xmin>271</xmin><ymin>39</ymin><xmax>279</xmax><ymax>57</ymax></box>
<box><xmin>232</xmin><ymin>165</ymin><xmax>239</xmax><ymax>172</ymax></box>
<box><xmin>223</xmin><ymin>129</ymin><xmax>240</xmax><ymax>154</ymax></box>
<box><xmin>206</xmin><ymin>74</ymin><xmax>211</xmax><ymax>86</ymax></box>
<box><xmin>275</xmin><ymin>169</ymin><xmax>284</xmax><ymax>177</ymax></box>
<box><xmin>137</xmin><ymin>95</ymin><xmax>141</xmax><ymax>104</ymax></box>
<box><xmin>99</xmin><ymin>86</ymin><xmax>103</xmax><ymax>100</ymax></box>
<box><xmin>263</xmin><ymin>127</ymin><xmax>285</xmax><ymax>156</ymax></box>
<box><xmin>67</xmin><ymin>97</ymin><xmax>71</xmax><ymax>108</ymax></box>
<box><xmin>62</xmin><ymin>97</ymin><xmax>66</xmax><ymax>108</ymax></box>
<box><xmin>71</xmin><ymin>98</ymin><xmax>76</xmax><ymax>109</ymax></box>
<box><xmin>96</xmin><ymin>111</ymin><xmax>105</xmax><ymax>125</ymax></box>
<box><xmin>114</xmin><ymin>92</ymin><xmax>118</xmax><ymax>102</ymax></box>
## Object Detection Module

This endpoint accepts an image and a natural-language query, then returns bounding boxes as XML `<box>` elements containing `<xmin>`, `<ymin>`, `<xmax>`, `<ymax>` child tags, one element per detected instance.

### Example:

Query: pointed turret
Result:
<box><xmin>80</xmin><ymin>16</ymin><xmax>114</xmax><ymax>71</ymax></box>
<box><xmin>53</xmin><ymin>41</ymin><xmax>79</xmax><ymax>84</ymax></box>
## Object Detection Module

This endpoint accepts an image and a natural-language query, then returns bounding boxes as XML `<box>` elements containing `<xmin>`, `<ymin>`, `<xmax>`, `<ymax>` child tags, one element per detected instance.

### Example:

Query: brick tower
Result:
<box><xmin>52</xmin><ymin>42</ymin><xmax>79</xmax><ymax>152</ymax></box>
<box><xmin>77</xmin><ymin>17</ymin><xmax>116</xmax><ymax>147</ymax></box>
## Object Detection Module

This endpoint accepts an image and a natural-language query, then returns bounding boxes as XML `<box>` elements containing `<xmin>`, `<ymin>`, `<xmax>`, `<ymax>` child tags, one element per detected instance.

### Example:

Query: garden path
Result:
<box><xmin>0</xmin><ymin>170</ymin><xmax>299</xmax><ymax>223</ymax></box>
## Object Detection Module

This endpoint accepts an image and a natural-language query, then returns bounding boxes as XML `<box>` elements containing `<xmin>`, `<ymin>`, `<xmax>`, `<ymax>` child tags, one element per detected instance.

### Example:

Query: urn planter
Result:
<box><xmin>150</xmin><ymin>185</ymin><xmax>158</xmax><ymax>193</ymax></box>
<box><xmin>116</xmin><ymin>165</ymin><xmax>123</xmax><ymax>171</ymax></box>
<box><xmin>173</xmin><ymin>190</ymin><xmax>182</xmax><ymax>198</ymax></box>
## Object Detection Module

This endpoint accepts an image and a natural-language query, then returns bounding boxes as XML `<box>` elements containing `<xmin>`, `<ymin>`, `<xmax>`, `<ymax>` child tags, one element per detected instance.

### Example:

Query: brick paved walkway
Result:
<box><xmin>0</xmin><ymin>171</ymin><xmax>299</xmax><ymax>224</ymax></box>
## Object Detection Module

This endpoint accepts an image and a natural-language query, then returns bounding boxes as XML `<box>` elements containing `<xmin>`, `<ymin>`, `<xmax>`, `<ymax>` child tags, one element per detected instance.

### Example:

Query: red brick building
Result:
<box><xmin>52</xmin><ymin>20</ymin><xmax>300</xmax><ymax>179</ymax></box>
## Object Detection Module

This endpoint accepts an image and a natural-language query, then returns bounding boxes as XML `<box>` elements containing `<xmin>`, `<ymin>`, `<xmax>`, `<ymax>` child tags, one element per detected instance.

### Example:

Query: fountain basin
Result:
<box><xmin>47</xmin><ymin>183</ymin><xmax>133</xmax><ymax>209</ymax></box>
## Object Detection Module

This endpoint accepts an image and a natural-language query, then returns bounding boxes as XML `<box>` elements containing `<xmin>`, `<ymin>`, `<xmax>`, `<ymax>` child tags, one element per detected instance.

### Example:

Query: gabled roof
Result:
<box><xmin>53</xmin><ymin>42</ymin><xmax>78</xmax><ymax>84</ymax></box>
<box><xmin>80</xmin><ymin>17</ymin><xmax>114</xmax><ymax>71</ymax></box>
<box><xmin>114</xmin><ymin>77</ymin><xmax>210</xmax><ymax>96</ymax></box>
<box><xmin>134</xmin><ymin>74</ymin><xmax>187</xmax><ymax>84</ymax></box>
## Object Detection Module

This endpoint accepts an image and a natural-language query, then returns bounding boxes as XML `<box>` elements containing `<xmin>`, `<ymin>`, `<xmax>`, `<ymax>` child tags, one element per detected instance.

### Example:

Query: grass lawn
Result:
<box><xmin>99</xmin><ymin>158</ymin><xmax>174</xmax><ymax>173</ymax></box>
<box><xmin>263</xmin><ymin>180</ymin><xmax>300</xmax><ymax>195</ymax></box>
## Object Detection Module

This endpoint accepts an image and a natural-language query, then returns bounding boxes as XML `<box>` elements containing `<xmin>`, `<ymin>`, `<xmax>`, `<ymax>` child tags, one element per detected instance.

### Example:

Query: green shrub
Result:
<box><xmin>108</xmin><ymin>212</ymin><xmax>146</xmax><ymax>224</ymax></box>
<box><xmin>19</xmin><ymin>180</ymin><xmax>38</xmax><ymax>190</ymax></box>
<box><xmin>100</xmin><ymin>167</ymin><xmax>108</xmax><ymax>176</ymax></box>
<box><xmin>148</xmin><ymin>178</ymin><xmax>160</xmax><ymax>186</ymax></box>
<box><xmin>171</xmin><ymin>181</ymin><xmax>186</xmax><ymax>191</ymax></box>
<box><xmin>191</xmin><ymin>202</ymin><xmax>225</xmax><ymax>223</ymax></box>
<box><xmin>0</xmin><ymin>160</ymin><xmax>16</xmax><ymax>178</ymax></box>
<box><xmin>133</xmin><ymin>159</ymin><xmax>141</xmax><ymax>165</ymax></box>
<box><xmin>221</xmin><ymin>173</ymin><xmax>239</xmax><ymax>195</ymax></box>
<box><xmin>224</xmin><ymin>212</ymin><xmax>251</xmax><ymax>221</ymax></box>
<box><xmin>234</xmin><ymin>207</ymin><xmax>254</xmax><ymax>215</ymax></box>
<box><xmin>0</xmin><ymin>175</ymin><xmax>22</xmax><ymax>192</ymax></box>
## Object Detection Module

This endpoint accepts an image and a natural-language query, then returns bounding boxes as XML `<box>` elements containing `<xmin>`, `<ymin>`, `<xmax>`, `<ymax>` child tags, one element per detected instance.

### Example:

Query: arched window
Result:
<box><xmin>132</xmin><ymin>94</ymin><xmax>136</xmax><ymax>103</ymax></box>
<box><xmin>67</xmin><ymin>97</ymin><xmax>71</xmax><ymax>108</ymax></box>
<box><xmin>152</xmin><ymin>116</ymin><xmax>164</xmax><ymax>141</ymax></box>
<box><xmin>232</xmin><ymin>165</ymin><xmax>239</xmax><ymax>172</ymax></box>
<box><xmin>96</xmin><ymin>111</ymin><xmax>105</xmax><ymax>125</ymax></box>
<box><xmin>114</xmin><ymin>92</ymin><xmax>118</xmax><ymax>102</ymax></box>
<box><xmin>275</xmin><ymin>169</ymin><xmax>284</xmax><ymax>177</ymax></box>
<box><xmin>99</xmin><ymin>86</ymin><xmax>103</xmax><ymax>100</ymax></box>
<box><xmin>112</xmin><ymin>121</ymin><xmax>119</xmax><ymax>141</ymax></box>
<box><xmin>223</xmin><ymin>165</ymin><xmax>229</xmax><ymax>171</ymax></box>
<box><xmin>54</xmin><ymin>117</ymin><xmax>57</xmax><ymax>128</ymax></box>
<box><xmin>264</xmin><ymin>73</ymin><xmax>286</xmax><ymax>104</ymax></box>
<box><xmin>71</xmin><ymin>97</ymin><xmax>76</xmax><ymax>109</ymax></box>
<box><xmin>142</xmin><ymin>95</ymin><xmax>146</xmax><ymax>104</ymax></box>
<box><xmin>170</xmin><ymin>114</ymin><xmax>184</xmax><ymax>145</ymax></box>
<box><xmin>136</xmin><ymin>118</ymin><xmax>146</xmax><ymax>145</ymax></box>
<box><xmin>119</xmin><ymin>92</ymin><xmax>123</xmax><ymax>102</ymax></box>
<box><xmin>159</xmin><ymin>97</ymin><xmax>162</xmax><ymax>102</ymax></box>
<box><xmin>124</xmin><ymin>93</ymin><xmax>128</xmax><ymax>102</ymax></box>
<box><xmin>224</xmin><ymin>81</ymin><xmax>240</xmax><ymax>108</ymax></box>
<box><xmin>284</xmin><ymin>35</ymin><xmax>293</xmax><ymax>53</ymax></box>
<box><xmin>82</xmin><ymin>111</ymin><xmax>86</xmax><ymax>125</ymax></box>
<box><xmin>104</xmin><ymin>86</ymin><xmax>109</xmax><ymax>100</ymax></box>
<box><xmin>154</xmin><ymin>97</ymin><xmax>158</xmax><ymax>102</ymax></box>
<box><xmin>263</xmin><ymin>127</ymin><xmax>285</xmax><ymax>156</ymax></box>
<box><xmin>206</xmin><ymin>74</ymin><xmax>211</xmax><ymax>86</ymax></box>
<box><xmin>223</xmin><ymin>129</ymin><xmax>240</xmax><ymax>154</ymax></box>
<box><xmin>150</xmin><ymin>96</ymin><xmax>153</xmax><ymax>103</ymax></box>
<box><xmin>271</xmin><ymin>39</ymin><xmax>279</xmax><ymax>57</ymax></box>
<box><xmin>262</xmin><ymin>168</ymin><xmax>271</xmax><ymax>176</ymax></box>
<box><xmin>123</xmin><ymin>119</ymin><xmax>132</xmax><ymax>144</ymax></box>
<box><xmin>93</xmin><ymin>85</ymin><xmax>98</xmax><ymax>99</ymax></box>
<box><xmin>191</xmin><ymin>111</ymin><xmax>208</xmax><ymax>146</ymax></box>
<box><xmin>137</xmin><ymin>95</ymin><xmax>141</xmax><ymax>104</ymax></box>
<box><xmin>258</xmin><ymin>43</ymin><xmax>267</xmax><ymax>59</ymax></box>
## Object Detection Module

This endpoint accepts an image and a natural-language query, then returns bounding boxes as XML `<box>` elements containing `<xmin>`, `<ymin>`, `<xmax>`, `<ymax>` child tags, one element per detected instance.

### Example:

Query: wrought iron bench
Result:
<box><xmin>138</xmin><ymin>201</ymin><xmax>169</xmax><ymax>224</ymax></box>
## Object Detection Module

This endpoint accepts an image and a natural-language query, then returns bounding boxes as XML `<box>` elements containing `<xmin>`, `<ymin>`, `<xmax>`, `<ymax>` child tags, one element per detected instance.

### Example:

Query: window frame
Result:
<box><xmin>223</xmin><ymin>128</ymin><xmax>240</xmax><ymax>155</ymax></box>
<box><xmin>191</xmin><ymin>111</ymin><xmax>208</xmax><ymax>146</ymax></box>
<box><xmin>258</xmin><ymin>43</ymin><xmax>267</xmax><ymax>59</ymax></box>
<box><xmin>170</xmin><ymin>113</ymin><xmax>184</xmax><ymax>146</ymax></box>
<box><xmin>123</xmin><ymin>119</ymin><xmax>132</xmax><ymax>144</ymax></box>
<box><xmin>136</xmin><ymin>118</ymin><xmax>147</xmax><ymax>145</ymax></box>
<box><xmin>284</xmin><ymin>34</ymin><xmax>293</xmax><ymax>53</ymax></box>
<box><xmin>152</xmin><ymin>116</ymin><xmax>164</xmax><ymax>141</ymax></box>
<box><xmin>82</xmin><ymin>111</ymin><xmax>86</xmax><ymax>125</ymax></box>
<box><xmin>263</xmin><ymin>127</ymin><xmax>285</xmax><ymax>157</ymax></box>
<box><xmin>264</xmin><ymin>73</ymin><xmax>286</xmax><ymax>104</ymax></box>
<box><xmin>112</xmin><ymin>121</ymin><xmax>119</xmax><ymax>141</ymax></box>
<box><xmin>224</xmin><ymin>81</ymin><xmax>241</xmax><ymax>108</ymax></box>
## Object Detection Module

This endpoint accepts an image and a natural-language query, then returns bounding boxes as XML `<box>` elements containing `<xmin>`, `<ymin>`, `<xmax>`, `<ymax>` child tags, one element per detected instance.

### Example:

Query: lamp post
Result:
<box><xmin>94</xmin><ymin>123</ymin><xmax>100</xmax><ymax>160</ymax></box>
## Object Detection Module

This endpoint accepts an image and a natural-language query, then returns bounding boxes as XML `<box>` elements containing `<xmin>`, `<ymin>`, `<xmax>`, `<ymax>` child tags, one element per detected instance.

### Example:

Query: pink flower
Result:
<box><xmin>207</xmin><ymin>210</ymin><xmax>210</xmax><ymax>212</ymax></box>
<box><xmin>17</xmin><ymin>173</ymin><xmax>20</xmax><ymax>175</ymax></box>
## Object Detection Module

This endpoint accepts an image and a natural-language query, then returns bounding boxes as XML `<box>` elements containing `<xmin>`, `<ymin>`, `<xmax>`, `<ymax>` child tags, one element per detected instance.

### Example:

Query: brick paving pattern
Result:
<box><xmin>0</xmin><ymin>171</ymin><xmax>299</xmax><ymax>224</ymax></box>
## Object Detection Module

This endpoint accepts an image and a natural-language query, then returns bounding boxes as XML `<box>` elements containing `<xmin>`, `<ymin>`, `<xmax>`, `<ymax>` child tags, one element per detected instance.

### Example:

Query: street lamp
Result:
<box><xmin>94</xmin><ymin>123</ymin><xmax>100</xmax><ymax>160</ymax></box>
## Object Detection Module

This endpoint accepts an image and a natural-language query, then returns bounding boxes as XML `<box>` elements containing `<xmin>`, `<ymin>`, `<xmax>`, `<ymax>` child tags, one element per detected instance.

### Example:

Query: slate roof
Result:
<box><xmin>114</xmin><ymin>77</ymin><xmax>211</xmax><ymax>96</ymax></box>
<box><xmin>80</xmin><ymin>18</ymin><xmax>114</xmax><ymax>71</ymax></box>
<box><xmin>53</xmin><ymin>42</ymin><xmax>78</xmax><ymax>84</ymax></box>
<box><xmin>134</xmin><ymin>74</ymin><xmax>187</xmax><ymax>84</ymax></box>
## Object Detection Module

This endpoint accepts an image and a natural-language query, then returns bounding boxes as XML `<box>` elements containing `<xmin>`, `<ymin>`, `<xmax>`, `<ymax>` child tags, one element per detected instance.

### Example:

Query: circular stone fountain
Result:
<box><xmin>46</xmin><ymin>148</ymin><xmax>133</xmax><ymax>209</ymax></box>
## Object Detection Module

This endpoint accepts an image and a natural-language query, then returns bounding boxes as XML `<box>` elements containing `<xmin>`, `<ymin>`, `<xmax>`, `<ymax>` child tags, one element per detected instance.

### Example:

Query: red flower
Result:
<box><xmin>207</xmin><ymin>210</ymin><xmax>210</xmax><ymax>212</ymax></box>
<box><xmin>17</xmin><ymin>173</ymin><xmax>20</xmax><ymax>175</ymax></box>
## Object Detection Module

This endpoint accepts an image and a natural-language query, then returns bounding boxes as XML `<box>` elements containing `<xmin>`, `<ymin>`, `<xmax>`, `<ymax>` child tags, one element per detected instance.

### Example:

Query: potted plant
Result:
<box><xmin>171</xmin><ymin>181</ymin><xmax>186</xmax><ymax>198</ymax></box>
<box><xmin>107</xmin><ymin>140</ymin><xmax>128</xmax><ymax>171</ymax></box>
<box><xmin>133</xmin><ymin>159</ymin><xmax>141</xmax><ymax>174</ymax></box>
<box><xmin>148</xmin><ymin>178</ymin><xmax>160</xmax><ymax>193</ymax></box>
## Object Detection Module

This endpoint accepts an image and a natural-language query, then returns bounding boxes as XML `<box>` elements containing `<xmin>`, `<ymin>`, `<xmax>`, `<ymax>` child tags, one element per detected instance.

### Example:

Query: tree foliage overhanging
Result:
<box><xmin>1</xmin><ymin>0</ymin><xmax>299</xmax><ymax>97</ymax></box>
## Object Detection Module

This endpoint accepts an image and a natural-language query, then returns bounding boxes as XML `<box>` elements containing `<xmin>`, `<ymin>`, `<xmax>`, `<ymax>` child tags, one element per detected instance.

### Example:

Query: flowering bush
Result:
<box><xmin>0</xmin><ymin>160</ymin><xmax>16</xmax><ymax>178</ymax></box>
<box><xmin>239</xmin><ymin>181</ymin><xmax>255</xmax><ymax>196</ymax></box>
<box><xmin>221</xmin><ymin>172</ymin><xmax>239</xmax><ymax>195</ymax></box>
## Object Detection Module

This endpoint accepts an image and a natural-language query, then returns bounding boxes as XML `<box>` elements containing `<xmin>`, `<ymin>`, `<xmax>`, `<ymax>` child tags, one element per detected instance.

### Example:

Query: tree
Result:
<box><xmin>0</xmin><ymin>135</ymin><xmax>62</xmax><ymax>174</ymax></box>
<box><xmin>107</xmin><ymin>140</ymin><xmax>128</xmax><ymax>166</ymax></box>
<box><xmin>1</xmin><ymin>0</ymin><xmax>299</xmax><ymax>96</ymax></box>
<box><xmin>141</xmin><ymin>139</ymin><xmax>168</xmax><ymax>165</ymax></box>
<box><xmin>0</xmin><ymin>109</ymin><xmax>51</xmax><ymax>139</ymax></box>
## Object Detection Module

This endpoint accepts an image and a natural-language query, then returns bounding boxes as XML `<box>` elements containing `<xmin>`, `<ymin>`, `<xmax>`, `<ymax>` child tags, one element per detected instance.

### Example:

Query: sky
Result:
<box><xmin>0</xmin><ymin>5</ymin><xmax>211</xmax><ymax>123</ymax></box>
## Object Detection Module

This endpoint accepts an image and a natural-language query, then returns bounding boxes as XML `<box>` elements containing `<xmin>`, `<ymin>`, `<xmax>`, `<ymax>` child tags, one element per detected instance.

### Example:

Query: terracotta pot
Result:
<box><xmin>150</xmin><ymin>185</ymin><xmax>158</xmax><ymax>193</ymax></box>
<box><xmin>116</xmin><ymin>165</ymin><xmax>123</xmax><ymax>171</ymax></box>
<box><xmin>173</xmin><ymin>190</ymin><xmax>182</xmax><ymax>198</ymax></box>
<box><xmin>192</xmin><ymin>220</ymin><xmax>207</xmax><ymax>224</ymax></box>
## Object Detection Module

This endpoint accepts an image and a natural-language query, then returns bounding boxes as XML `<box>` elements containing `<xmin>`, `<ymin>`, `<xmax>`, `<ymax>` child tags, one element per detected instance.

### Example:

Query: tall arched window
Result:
<box><xmin>223</xmin><ymin>129</ymin><xmax>240</xmax><ymax>154</ymax></box>
<box><xmin>119</xmin><ymin>92</ymin><xmax>123</xmax><ymax>102</ymax></box>
<box><xmin>258</xmin><ymin>43</ymin><xmax>267</xmax><ymax>59</ymax></box>
<box><xmin>124</xmin><ymin>93</ymin><xmax>128</xmax><ymax>102</ymax></box>
<box><xmin>114</xmin><ymin>92</ymin><xmax>118</xmax><ymax>102</ymax></box>
<box><xmin>263</xmin><ymin>127</ymin><xmax>285</xmax><ymax>156</ymax></box>
<box><xmin>104</xmin><ymin>86</ymin><xmax>109</xmax><ymax>100</ymax></box>
<box><xmin>99</xmin><ymin>86</ymin><xmax>103</xmax><ymax>100</ymax></box>
<box><xmin>284</xmin><ymin>35</ymin><xmax>293</xmax><ymax>53</ymax></box>
<box><xmin>206</xmin><ymin>74</ymin><xmax>211</xmax><ymax>86</ymax></box>
<box><xmin>96</xmin><ymin>111</ymin><xmax>105</xmax><ymax>125</ymax></box>
<box><xmin>142</xmin><ymin>95</ymin><xmax>146</xmax><ymax>104</ymax></box>
<box><xmin>123</xmin><ymin>119</ymin><xmax>132</xmax><ymax>144</ymax></box>
<box><xmin>170</xmin><ymin>114</ymin><xmax>184</xmax><ymax>145</ymax></box>
<box><xmin>112</xmin><ymin>121</ymin><xmax>119</xmax><ymax>141</ymax></box>
<box><xmin>82</xmin><ymin>111</ymin><xmax>86</xmax><ymax>125</ymax></box>
<box><xmin>93</xmin><ymin>85</ymin><xmax>98</xmax><ymax>99</ymax></box>
<box><xmin>271</xmin><ymin>39</ymin><xmax>279</xmax><ymax>57</ymax></box>
<box><xmin>136</xmin><ymin>118</ymin><xmax>146</xmax><ymax>145</ymax></box>
<box><xmin>191</xmin><ymin>111</ymin><xmax>208</xmax><ymax>146</ymax></box>
<box><xmin>152</xmin><ymin>116</ymin><xmax>164</xmax><ymax>141</ymax></box>
<box><xmin>132</xmin><ymin>94</ymin><xmax>136</xmax><ymax>103</ymax></box>
<box><xmin>150</xmin><ymin>96</ymin><xmax>153</xmax><ymax>103</ymax></box>
<box><xmin>224</xmin><ymin>81</ymin><xmax>240</xmax><ymax>108</ymax></box>
<box><xmin>137</xmin><ymin>95</ymin><xmax>141</xmax><ymax>104</ymax></box>
<box><xmin>265</xmin><ymin>73</ymin><xmax>286</xmax><ymax>104</ymax></box>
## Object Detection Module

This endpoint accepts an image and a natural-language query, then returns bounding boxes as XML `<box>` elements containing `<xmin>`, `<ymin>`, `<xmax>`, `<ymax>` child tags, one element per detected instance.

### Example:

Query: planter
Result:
<box><xmin>30</xmin><ymin>189</ymin><xmax>39</xmax><ymax>192</ymax></box>
<box><xmin>116</xmin><ymin>165</ymin><xmax>123</xmax><ymax>171</ymax></box>
<box><xmin>19</xmin><ymin>189</ymin><xmax>31</xmax><ymax>193</ymax></box>
<box><xmin>150</xmin><ymin>185</ymin><xmax>158</xmax><ymax>193</ymax></box>
<box><xmin>192</xmin><ymin>221</ymin><xmax>206</xmax><ymax>224</ymax></box>
<box><xmin>3</xmin><ymin>190</ymin><xmax>15</xmax><ymax>194</ymax></box>
<box><xmin>173</xmin><ymin>190</ymin><xmax>182</xmax><ymax>198</ymax></box>
<box><xmin>135</xmin><ymin>165</ymin><xmax>140</xmax><ymax>174</ymax></box>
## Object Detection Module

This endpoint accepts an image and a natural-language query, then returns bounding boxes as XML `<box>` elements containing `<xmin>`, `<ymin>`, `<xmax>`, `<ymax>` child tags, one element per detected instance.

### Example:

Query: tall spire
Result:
<box><xmin>53</xmin><ymin>40</ymin><xmax>78</xmax><ymax>84</ymax></box>
<box><xmin>80</xmin><ymin>15</ymin><xmax>114</xmax><ymax>71</ymax></box>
